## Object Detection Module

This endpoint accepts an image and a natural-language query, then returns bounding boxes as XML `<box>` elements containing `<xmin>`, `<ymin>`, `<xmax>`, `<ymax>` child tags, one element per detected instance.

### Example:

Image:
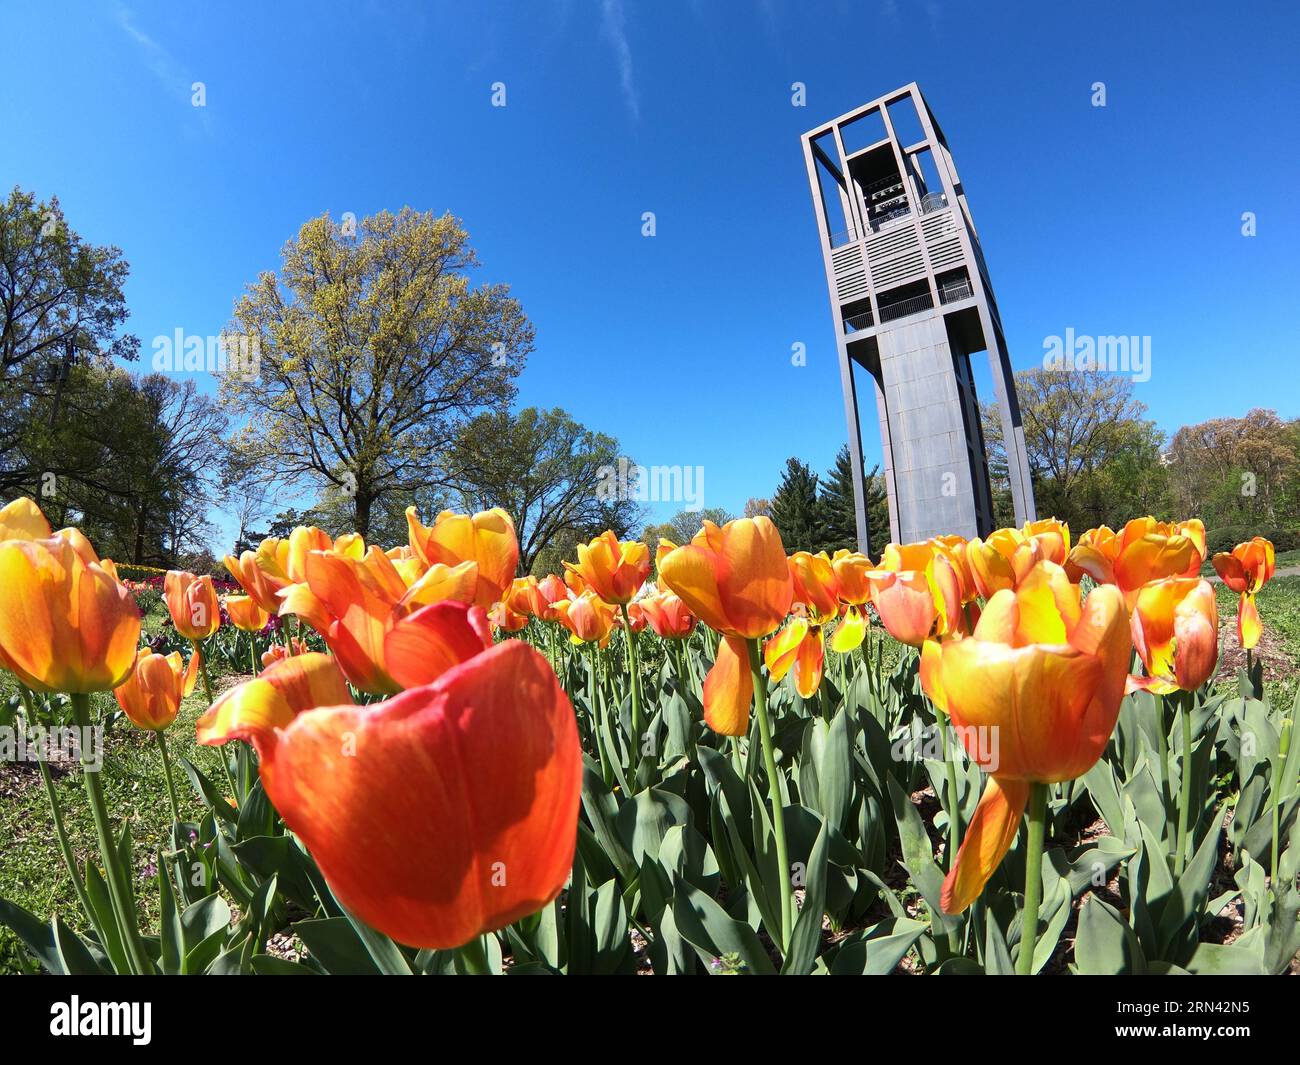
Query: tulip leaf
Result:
<box><xmin>1154</xmin><ymin>817</ymin><xmax>1225</xmax><ymax>963</ymax></box>
<box><xmin>1185</xmin><ymin>929</ymin><xmax>1266</xmax><ymax>975</ymax></box>
<box><xmin>591</xmin><ymin>878</ymin><xmax>632</xmax><ymax>973</ymax></box>
<box><xmin>52</xmin><ymin>915</ymin><xmax>107</xmax><ymax>975</ymax></box>
<box><xmin>82</xmin><ymin>861</ymin><xmax>129</xmax><ymax>974</ymax></box>
<box><xmin>983</xmin><ymin>913</ymin><xmax>1015</xmax><ymax>975</ymax></box>
<box><xmin>1074</xmin><ymin>895</ymin><xmax>1146</xmax><ymax>975</ymax></box>
<box><xmin>0</xmin><ymin>896</ymin><xmax>64</xmax><ymax>974</ymax></box>
<box><xmin>781</xmin><ymin>816</ymin><xmax>829</xmax><ymax>975</ymax></box>
<box><xmin>818</xmin><ymin>707</ymin><xmax>853</xmax><ymax>834</ymax></box>
<box><xmin>181</xmin><ymin>757</ymin><xmax>238</xmax><ymax>824</ymax></box>
<box><xmin>671</xmin><ymin>873</ymin><xmax>776</xmax><ymax>975</ymax></box>
<box><xmin>886</xmin><ymin>776</ymin><xmax>958</xmax><ymax>936</ymax></box>
<box><xmin>828</xmin><ymin>917</ymin><xmax>927</xmax><ymax>975</ymax></box>
<box><xmin>157</xmin><ymin>852</ymin><xmax>183</xmax><ymax>975</ymax></box>
<box><xmin>341</xmin><ymin>905</ymin><xmax>415</xmax><ymax>975</ymax></box>
<box><xmin>615</xmin><ymin>787</ymin><xmax>692</xmax><ymax>868</ymax></box>
<box><xmin>293</xmin><ymin>917</ymin><xmax>383</xmax><ymax>975</ymax></box>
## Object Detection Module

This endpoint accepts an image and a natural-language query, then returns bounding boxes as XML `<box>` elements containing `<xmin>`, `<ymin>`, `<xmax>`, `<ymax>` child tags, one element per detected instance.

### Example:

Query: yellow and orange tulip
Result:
<box><xmin>921</xmin><ymin>561</ymin><xmax>1130</xmax><ymax>913</ymax></box>
<box><xmin>406</xmin><ymin>506</ymin><xmax>519</xmax><ymax>609</ymax></box>
<box><xmin>164</xmin><ymin>571</ymin><xmax>221</xmax><ymax>641</ymax></box>
<box><xmin>1127</xmin><ymin>577</ymin><xmax>1219</xmax><ymax>694</ymax></box>
<box><xmin>1212</xmin><ymin>537</ymin><xmax>1275</xmax><ymax>650</ymax></box>
<box><xmin>566</xmin><ymin>531</ymin><xmax>651</xmax><ymax>606</ymax></box>
<box><xmin>551</xmin><ymin>592</ymin><xmax>618</xmax><ymax>647</ymax></box>
<box><xmin>1067</xmin><ymin>517</ymin><xmax>1204</xmax><ymax>605</ymax></box>
<box><xmin>0</xmin><ymin>531</ymin><xmax>142</xmax><ymax>693</ymax></box>
<box><xmin>114</xmin><ymin>648</ymin><xmax>199</xmax><ymax>731</ymax></box>
<box><xmin>225</xmin><ymin>595</ymin><xmax>269</xmax><ymax>632</ymax></box>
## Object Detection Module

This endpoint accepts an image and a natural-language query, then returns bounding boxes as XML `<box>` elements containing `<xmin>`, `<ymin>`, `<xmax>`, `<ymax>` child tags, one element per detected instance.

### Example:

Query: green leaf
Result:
<box><xmin>1074</xmin><ymin>895</ymin><xmax>1145</xmax><ymax>975</ymax></box>
<box><xmin>250</xmin><ymin>954</ymin><xmax>320</xmax><ymax>974</ymax></box>
<box><xmin>671</xmin><ymin>874</ymin><xmax>776</xmax><ymax>975</ymax></box>
<box><xmin>829</xmin><ymin>918</ymin><xmax>928</xmax><ymax>975</ymax></box>
<box><xmin>781</xmin><ymin>817</ymin><xmax>829</xmax><ymax>975</ymax></box>
<box><xmin>293</xmin><ymin>917</ymin><xmax>383</xmax><ymax>975</ymax></box>
<box><xmin>52</xmin><ymin>916</ymin><xmax>106</xmax><ymax>975</ymax></box>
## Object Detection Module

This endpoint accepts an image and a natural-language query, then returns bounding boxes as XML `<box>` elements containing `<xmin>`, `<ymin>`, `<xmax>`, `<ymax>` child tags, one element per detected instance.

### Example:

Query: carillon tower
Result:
<box><xmin>801</xmin><ymin>83</ymin><xmax>1035</xmax><ymax>552</ymax></box>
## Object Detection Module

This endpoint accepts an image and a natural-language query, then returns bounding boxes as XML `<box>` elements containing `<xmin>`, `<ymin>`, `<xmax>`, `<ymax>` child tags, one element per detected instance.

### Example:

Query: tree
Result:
<box><xmin>643</xmin><ymin>507</ymin><xmax>734</xmax><ymax>549</ymax></box>
<box><xmin>1165</xmin><ymin>409</ymin><xmax>1299</xmax><ymax>530</ymax></box>
<box><xmin>0</xmin><ymin>186</ymin><xmax>138</xmax><ymax>486</ymax></box>
<box><xmin>983</xmin><ymin>368</ymin><xmax>1169</xmax><ymax>530</ymax></box>
<box><xmin>770</xmin><ymin>457</ymin><xmax>822</xmax><ymax>554</ymax></box>
<box><xmin>818</xmin><ymin>444</ymin><xmax>889</xmax><ymax>554</ymax></box>
<box><xmin>219</xmin><ymin>208</ymin><xmax>534</xmax><ymax>537</ymax></box>
<box><xmin>446</xmin><ymin>406</ymin><xmax>643</xmax><ymax>574</ymax></box>
<box><xmin>744</xmin><ymin>497</ymin><xmax>771</xmax><ymax>519</ymax></box>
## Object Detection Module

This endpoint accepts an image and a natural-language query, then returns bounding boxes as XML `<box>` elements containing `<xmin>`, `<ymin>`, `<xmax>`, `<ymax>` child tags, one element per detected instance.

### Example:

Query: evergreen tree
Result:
<box><xmin>770</xmin><ymin>457</ymin><xmax>822</xmax><ymax>553</ymax></box>
<box><xmin>818</xmin><ymin>444</ymin><xmax>889</xmax><ymax>555</ymax></box>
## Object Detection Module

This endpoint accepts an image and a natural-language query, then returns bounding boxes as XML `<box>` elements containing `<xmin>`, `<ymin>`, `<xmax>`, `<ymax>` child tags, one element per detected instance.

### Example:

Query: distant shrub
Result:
<box><xmin>1205</xmin><ymin>525</ymin><xmax>1300</xmax><ymax>556</ymax></box>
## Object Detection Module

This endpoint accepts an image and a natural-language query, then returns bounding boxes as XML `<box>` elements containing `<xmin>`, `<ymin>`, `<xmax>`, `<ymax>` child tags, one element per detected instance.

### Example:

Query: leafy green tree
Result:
<box><xmin>447</xmin><ymin>406</ymin><xmax>642</xmax><ymax>574</ymax></box>
<box><xmin>770</xmin><ymin>457</ymin><xmax>822</xmax><ymax>554</ymax></box>
<box><xmin>643</xmin><ymin>507</ymin><xmax>734</xmax><ymax>550</ymax></box>
<box><xmin>220</xmin><ymin>208</ymin><xmax>533</xmax><ymax>537</ymax></box>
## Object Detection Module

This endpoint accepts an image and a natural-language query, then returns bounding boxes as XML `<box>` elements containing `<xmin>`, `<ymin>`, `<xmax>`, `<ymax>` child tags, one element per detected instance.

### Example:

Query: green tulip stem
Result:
<box><xmin>249</xmin><ymin>635</ymin><xmax>259</xmax><ymax>677</ymax></box>
<box><xmin>1174</xmin><ymin>693</ymin><xmax>1194</xmax><ymax>877</ymax></box>
<box><xmin>1017</xmin><ymin>781</ymin><xmax>1048</xmax><ymax>976</ymax></box>
<box><xmin>937</xmin><ymin>719</ymin><xmax>961</xmax><ymax>871</ymax></box>
<box><xmin>747</xmin><ymin>637</ymin><xmax>793</xmax><ymax>956</ymax></box>
<box><xmin>154</xmin><ymin>730</ymin><xmax>182</xmax><ymax>829</ymax></box>
<box><xmin>69</xmin><ymin>692</ymin><xmax>151</xmax><ymax>975</ymax></box>
<box><xmin>191</xmin><ymin>638</ymin><xmax>214</xmax><ymax>704</ymax></box>
<box><xmin>620</xmin><ymin>604</ymin><xmax>645</xmax><ymax>749</ymax></box>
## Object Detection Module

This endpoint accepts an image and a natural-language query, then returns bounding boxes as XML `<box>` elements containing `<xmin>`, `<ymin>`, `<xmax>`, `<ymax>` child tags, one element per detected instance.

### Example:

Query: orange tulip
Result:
<box><xmin>967</xmin><ymin>527</ymin><xmax>1041</xmax><ymax>598</ymax></box>
<box><xmin>930</xmin><ymin>535</ymin><xmax>977</xmax><ymax>604</ymax></box>
<box><xmin>654</xmin><ymin>538</ymin><xmax>678</xmax><ymax>576</ymax></box>
<box><xmin>621</xmin><ymin>602</ymin><xmax>649</xmax><ymax>633</ymax></box>
<box><xmin>658</xmin><ymin>517</ymin><xmax>793</xmax><ymax>736</ymax></box>
<box><xmin>1067</xmin><ymin>517</ymin><xmax>1202</xmax><ymax>605</ymax></box>
<box><xmin>764</xmin><ymin>618</ymin><xmax>825</xmax><ymax>699</ymax></box>
<box><xmin>384</xmin><ymin>601</ymin><xmax>494</xmax><ymax>690</ymax></box>
<box><xmin>566</xmin><ymin>531</ymin><xmax>651</xmax><ymax>606</ymax></box>
<box><xmin>224</xmin><ymin>550</ymin><xmax>283</xmax><ymax>614</ymax></box>
<box><xmin>1213</xmin><ymin>537</ymin><xmax>1275</xmax><ymax>651</ymax></box>
<box><xmin>1022</xmin><ymin>518</ymin><xmax>1071</xmax><ymax>566</ymax></box>
<box><xmin>1127</xmin><ymin>578</ymin><xmax>1219</xmax><ymax>694</ymax></box>
<box><xmin>862</xmin><ymin>542</ymin><xmax>964</xmax><ymax>648</ymax></box>
<box><xmin>921</xmin><ymin>562</ymin><xmax>1130</xmax><ymax>913</ymax></box>
<box><xmin>826</xmin><ymin>549</ymin><xmax>874</xmax><ymax>653</ymax></box>
<box><xmin>0</xmin><ymin>531</ymin><xmax>142</xmax><ymax>694</ymax></box>
<box><xmin>165</xmin><ymin>571</ymin><xmax>221</xmax><ymax>640</ymax></box>
<box><xmin>197</xmin><ymin>641</ymin><xmax>580</xmax><ymax>949</ymax></box>
<box><xmin>489</xmin><ymin>599</ymin><xmax>530</xmax><ymax>633</ymax></box>
<box><xmin>261</xmin><ymin>636</ymin><xmax>308</xmax><ymax>669</ymax></box>
<box><xmin>225</xmin><ymin>595</ymin><xmax>269</xmax><ymax>632</ymax></box>
<box><xmin>632</xmin><ymin>589</ymin><xmax>697</xmax><ymax>640</ymax></box>
<box><xmin>0</xmin><ymin>496</ymin><xmax>52</xmax><ymax>541</ymax></box>
<box><xmin>114</xmin><ymin>648</ymin><xmax>199</xmax><ymax>731</ymax></box>
<box><xmin>789</xmin><ymin>551</ymin><xmax>839</xmax><ymax>625</ymax></box>
<box><xmin>406</xmin><ymin>506</ymin><xmax>519</xmax><ymax>609</ymax></box>
<box><xmin>516</xmin><ymin>574</ymin><xmax>568</xmax><ymax>622</ymax></box>
<box><xmin>551</xmin><ymin>592</ymin><xmax>618</xmax><ymax>647</ymax></box>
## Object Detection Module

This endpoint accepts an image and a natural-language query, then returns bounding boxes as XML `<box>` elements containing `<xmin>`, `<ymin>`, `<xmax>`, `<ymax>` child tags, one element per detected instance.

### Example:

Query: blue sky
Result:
<box><xmin>2</xmin><ymin>1</ymin><xmax>1298</xmax><ymax>549</ymax></box>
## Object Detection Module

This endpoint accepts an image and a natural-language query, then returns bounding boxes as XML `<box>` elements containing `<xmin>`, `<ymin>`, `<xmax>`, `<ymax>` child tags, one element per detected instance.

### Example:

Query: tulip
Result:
<box><xmin>261</xmin><ymin>636</ymin><xmax>308</xmax><ymax>669</ymax></box>
<box><xmin>864</xmin><ymin>542</ymin><xmax>964</xmax><ymax>648</ymax></box>
<box><xmin>967</xmin><ymin>527</ymin><xmax>1040</xmax><ymax>598</ymax></box>
<box><xmin>1127</xmin><ymin>576</ymin><xmax>1219</xmax><ymax>875</ymax></box>
<box><xmin>658</xmin><ymin>516</ymin><xmax>795</xmax><ymax>951</ymax></box>
<box><xmin>930</xmin><ymin>535</ymin><xmax>977</xmax><ymax>604</ymax></box>
<box><xmin>764</xmin><ymin>618</ymin><xmax>825</xmax><ymax>699</ymax></box>
<box><xmin>489</xmin><ymin>599</ymin><xmax>530</xmax><ymax>633</ymax></box>
<box><xmin>1066</xmin><ymin>517</ymin><xmax>1202</xmax><ymax>605</ymax></box>
<box><xmin>0</xmin><ymin>496</ymin><xmax>52</xmax><ymax>541</ymax></box>
<box><xmin>0</xmin><ymin>523</ymin><xmax>149</xmax><ymax>971</ymax></box>
<box><xmin>1213</xmin><ymin>537</ymin><xmax>1275</xmax><ymax>651</ymax></box>
<box><xmin>520</xmin><ymin>574</ymin><xmax>568</xmax><ymax>622</ymax></box>
<box><xmin>165</xmin><ymin>571</ymin><xmax>221</xmax><ymax>640</ymax></box>
<box><xmin>1127</xmin><ymin>578</ymin><xmax>1219</xmax><ymax>696</ymax></box>
<box><xmin>1022</xmin><ymin>518</ymin><xmax>1071</xmax><ymax>566</ymax></box>
<box><xmin>921</xmin><ymin>562</ymin><xmax>1129</xmax><ymax>974</ymax></box>
<box><xmin>225</xmin><ymin>595</ymin><xmax>269</xmax><ymax>632</ymax></box>
<box><xmin>788</xmin><ymin>551</ymin><xmax>839</xmax><ymax>625</ymax></box>
<box><xmin>384</xmin><ymin>601</ymin><xmax>494</xmax><ymax>691</ymax></box>
<box><xmin>224</xmin><ymin>550</ymin><xmax>283</xmax><ymax>614</ymax></box>
<box><xmin>197</xmin><ymin>641</ymin><xmax>581</xmax><ymax>950</ymax></box>
<box><xmin>114</xmin><ymin>648</ymin><xmax>199</xmax><ymax>827</ymax></box>
<box><xmin>827</xmin><ymin>549</ymin><xmax>873</xmax><ymax>653</ymax></box>
<box><xmin>567</xmin><ymin>531</ymin><xmax>651</xmax><ymax>606</ymax></box>
<box><xmin>0</xmin><ymin>533</ymin><xmax>141</xmax><ymax>694</ymax></box>
<box><xmin>632</xmin><ymin>589</ymin><xmax>697</xmax><ymax>640</ymax></box>
<box><xmin>551</xmin><ymin>592</ymin><xmax>618</xmax><ymax>647</ymax></box>
<box><xmin>406</xmin><ymin>506</ymin><xmax>519</xmax><ymax>609</ymax></box>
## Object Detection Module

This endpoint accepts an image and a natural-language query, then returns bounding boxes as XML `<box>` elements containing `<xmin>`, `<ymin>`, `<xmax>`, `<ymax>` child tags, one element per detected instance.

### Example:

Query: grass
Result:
<box><xmin>1213</xmin><ymin>573</ymin><xmax>1300</xmax><ymax>706</ymax></box>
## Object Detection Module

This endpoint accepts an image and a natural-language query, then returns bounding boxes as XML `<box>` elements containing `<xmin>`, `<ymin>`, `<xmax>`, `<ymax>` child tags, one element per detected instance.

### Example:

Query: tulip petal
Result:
<box><xmin>196</xmin><ymin>652</ymin><xmax>352</xmax><ymax>749</ymax></box>
<box><xmin>702</xmin><ymin>635</ymin><xmax>754</xmax><ymax>737</ymax></box>
<box><xmin>257</xmin><ymin>641</ymin><xmax>580</xmax><ymax>948</ymax></box>
<box><xmin>940</xmin><ymin>776</ymin><xmax>1030</xmax><ymax>914</ymax></box>
<box><xmin>829</xmin><ymin>605</ymin><xmax>866</xmax><ymax>652</ymax></box>
<box><xmin>1239</xmin><ymin>593</ymin><xmax>1262</xmax><ymax>651</ymax></box>
<box><xmin>385</xmin><ymin>601</ymin><xmax>494</xmax><ymax>690</ymax></box>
